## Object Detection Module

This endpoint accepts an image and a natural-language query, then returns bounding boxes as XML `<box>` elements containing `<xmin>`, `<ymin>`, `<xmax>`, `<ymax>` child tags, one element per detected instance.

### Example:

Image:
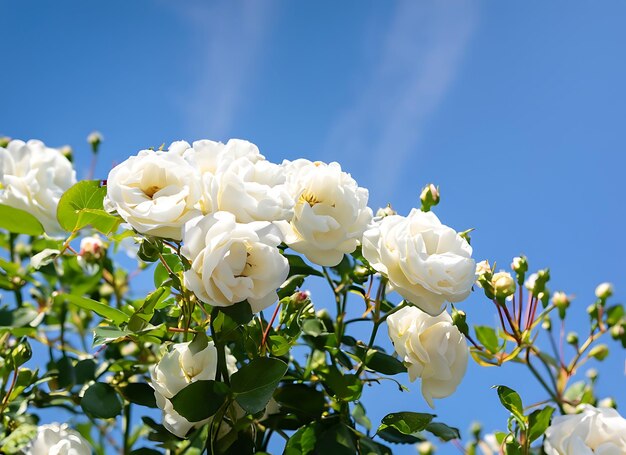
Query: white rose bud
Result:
<box><xmin>27</xmin><ymin>423</ymin><xmax>91</xmax><ymax>455</ymax></box>
<box><xmin>417</xmin><ymin>441</ymin><xmax>436</xmax><ymax>454</ymax></box>
<box><xmin>595</xmin><ymin>282</ymin><xmax>613</xmax><ymax>300</ymax></box>
<box><xmin>278</xmin><ymin>159</ymin><xmax>372</xmax><ymax>267</ymax></box>
<box><xmin>492</xmin><ymin>271</ymin><xmax>516</xmax><ymax>299</ymax></box>
<box><xmin>182</xmin><ymin>212</ymin><xmax>289</xmax><ymax>313</ymax></box>
<box><xmin>387</xmin><ymin>306</ymin><xmax>468</xmax><ymax>407</ymax></box>
<box><xmin>476</xmin><ymin>260</ymin><xmax>491</xmax><ymax>277</ymax></box>
<box><xmin>104</xmin><ymin>143</ymin><xmax>202</xmax><ymax>241</ymax></box>
<box><xmin>511</xmin><ymin>256</ymin><xmax>528</xmax><ymax>273</ymax></box>
<box><xmin>0</xmin><ymin>139</ymin><xmax>77</xmax><ymax>236</ymax></box>
<box><xmin>419</xmin><ymin>183</ymin><xmax>440</xmax><ymax>212</ymax></box>
<box><xmin>544</xmin><ymin>405</ymin><xmax>626</xmax><ymax>455</ymax></box>
<box><xmin>363</xmin><ymin>209</ymin><xmax>476</xmax><ymax>315</ymax></box>
<box><xmin>150</xmin><ymin>340</ymin><xmax>238</xmax><ymax>438</ymax></box>
<box><xmin>87</xmin><ymin>131</ymin><xmax>103</xmax><ymax>152</ymax></box>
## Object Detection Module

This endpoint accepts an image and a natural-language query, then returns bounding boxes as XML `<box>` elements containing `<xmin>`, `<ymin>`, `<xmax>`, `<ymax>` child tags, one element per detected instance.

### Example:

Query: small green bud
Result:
<box><xmin>595</xmin><ymin>282</ymin><xmax>613</xmax><ymax>300</ymax></box>
<box><xmin>492</xmin><ymin>271</ymin><xmax>516</xmax><ymax>299</ymax></box>
<box><xmin>470</xmin><ymin>421</ymin><xmax>482</xmax><ymax>439</ymax></box>
<box><xmin>566</xmin><ymin>332</ymin><xmax>579</xmax><ymax>345</ymax></box>
<box><xmin>87</xmin><ymin>131</ymin><xmax>103</xmax><ymax>153</ymax></box>
<box><xmin>589</xmin><ymin>344</ymin><xmax>609</xmax><ymax>361</ymax></box>
<box><xmin>610</xmin><ymin>324</ymin><xmax>624</xmax><ymax>340</ymax></box>
<box><xmin>0</xmin><ymin>136</ymin><xmax>11</xmax><ymax>148</ymax></box>
<box><xmin>420</xmin><ymin>183</ymin><xmax>440</xmax><ymax>212</ymax></box>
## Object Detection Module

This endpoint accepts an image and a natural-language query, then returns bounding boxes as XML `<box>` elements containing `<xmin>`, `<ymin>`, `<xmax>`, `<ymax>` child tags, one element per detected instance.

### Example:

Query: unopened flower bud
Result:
<box><xmin>87</xmin><ymin>131</ymin><xmax>103</xmax><ymax>153</ymax></box>
<box><xmin>470</xmin><ymin>421</ymin><xmax>482</xmax><ymax>439</ymax></box>
<box><xmin>293</xmin><ymin>290</ymin><xmax>311</xmax><ymax>305</ymax></box>
<box><xmin>492</xmin><ymin>271</ymin><xmax>516</xmax><ymax>299</ymax></box>
<box><xmin>0</xmin><ymin>136</ymin><xmax>11</xmax><ymax>148</ymax></box>
<box><xmin>375</xmin><ymin>204</ymin><xmax>396</xmax><ymax>218</ymax></box>
<box><xmin>542</xmin><ymin>315</ymin><xmax>552</xmax><ymax>331</ymax></box>
<box><xmin>511</xmin><ymin>256</ymin><xmax>528</xmax><ymax>273</ymax></box>
<box><xmin>589</xmin><ymin>344</ymin><xmax>609</xmax><ymax>361</ymax></box>
<box><xmin>417</xmin><ymin>441</ymin><xmax>436</xmax><ymax>455</ymax></box>
<box><xmin>598</xmin><ymin>397</ymin><xmax>617</xmax><ymax>409</ymax></box>
<box><xmin>610</xmin><ymin>324</ymin><xmax>624</xmax><ymax>339</ymax></box>
<box><xmin>59</xmin><ymin>145</ymin><xmax>73</xmax><ymax>162</ymax></box>
<box><xmin>595</xmin><ymin>283</ymin><xmax>613</xmax><ymax>300</ymax></box>
<box><xmin>566</xmin><ymin>332</ymin><xmax>579</xmax><ymax>345</ymax></box>
<box><xmin>586</xmin><ymin>368</ymin><xmax>598</xmax><ymax>381</ymax></box>
<box><xmin>79</xmin><ymin>235</ymin><xmax>106</xmax><ymax>262</ymax></box>
<box><xmin>420</xmin><ymin>183</ymin><xmax>440</xmax><ymax>212</ymax></box>
<box><xmin>553</xmin><ymin>291</ymin><xmax>570</xmax><ymax>319</ymax></box>
<box><xmin>476</xmin><ymin>260</ymin><xmax>491</xmax><ymax>277</ymax></box>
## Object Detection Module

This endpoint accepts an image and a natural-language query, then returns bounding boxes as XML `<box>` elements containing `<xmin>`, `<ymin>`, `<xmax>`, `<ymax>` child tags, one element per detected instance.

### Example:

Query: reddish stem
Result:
<box><xmin>261</xmin><ymin>303</ymin><xmax>281</xmax><ymax>347</ymax></box>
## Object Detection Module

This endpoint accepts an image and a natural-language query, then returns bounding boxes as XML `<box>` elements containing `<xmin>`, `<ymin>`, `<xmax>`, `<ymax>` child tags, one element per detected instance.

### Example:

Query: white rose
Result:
<box><xmin>26</xmin><ymin>423</ymin><xmax>91</xmax><ymax>455</ymax></box>
<box><xmin>362</xmin><ymin>209</ymin><xmax>476</xmax><ymax>315</ymax></box>
<box><xmin>150</xmin><ymin>340</ymin><xmax>238</xmax><ymax>438</ymax></box>
<box><xmin>278</xmin><ymin>159</ymin><xmax>372</xmax><ymax>267</ymax></box>
<box><xmin>0</xmin><ymin>139</ymin><xmax>76</xmax><ymax>236</ymax></box>
<box><xmin>214</xmin><ymin>158</ymin><xmax>293</xmax><ymax>223</ymax></box>
<box><xmin>387</xmin><ymin>305</ymin><xmax>468</xmax><ymax>408</ymax></box>
<box><xmin>104</xmin><ymin>143</ymin><xmax>202</xmax><ymax>241</ymax></box>
<box><xmin>182</xmin><ymin>211</ymin><xmax>289</xmax><ymax>313</ymax></box>
<box><xmin>544</xmin><ymin>405</ymin><xmax>626</xmax><ymax>455</ymax></box>
<box><xmin>183</xmin><ymin>138</ymin><xmax>263</xmax><ymax>176</ymax></box>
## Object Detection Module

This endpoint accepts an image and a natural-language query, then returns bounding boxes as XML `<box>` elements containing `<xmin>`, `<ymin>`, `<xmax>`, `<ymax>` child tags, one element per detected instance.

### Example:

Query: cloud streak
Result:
<box><xmin>324</xmin><ymin>1</ymin><xmax>477</xmax><ymax>203</ymax></box>
<box><xmin>171</xmin><ymin>0</ymin><xmax>275</xmax><ymax>139</ymax></box>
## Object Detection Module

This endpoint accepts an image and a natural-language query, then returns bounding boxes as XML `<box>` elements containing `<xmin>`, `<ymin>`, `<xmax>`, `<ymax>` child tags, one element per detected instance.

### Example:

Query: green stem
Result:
<box><xmin>123</xmin><ymin>403</ymin><xmax>132</xmax><ymax>454</ymax></box>
<box><xmin>210</xmin><ymin>309</ymin><xmax>230</xmax><ymax>386</ymax></box>
<box><xmin>8</xmin><ymin>233</ymin><xmax>23</xmax><ymax>307</ymax></box>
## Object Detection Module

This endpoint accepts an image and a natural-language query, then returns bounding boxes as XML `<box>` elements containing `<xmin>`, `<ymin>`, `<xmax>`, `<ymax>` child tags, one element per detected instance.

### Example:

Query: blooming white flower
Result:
<box><xmin>150</xmin><ymin>340</ymin><xmax>238</xmax><ymax>438</ymax></box>
<box><xmin>387</xmin><ymin>305</ymin><xmax>468</xmax><ymax>407</ymax></box>
<box><xmin>480</xmin><ymin>433</ymin><xmax>501</xmax><ymax>455</ymax></box>
<box><xmin>278</xmin><ymin>159</ymin><xmax>372</xmax><ymax>267</ymax></box>
<box><xmin>26</xmin><ymin>422</ymin><xmax>91</xmax><ymax>455</ymax></box>
<box><xmin>0</xmin><ymin>139</ymin><xmax>76</xmax><ymax>236</ymax></box>
<box><xmin>104</xmin><ymin>144</ymin><xmax>202</xmax><ymax>241</ymax></box>
<box><xmin>544</xmin><ymin>405</ymin><xmax>626</xmax><ymax>454</ymax></box>
<box><xmin>214</xmin><ymin>158</ymin><xmax>293</xmax><ymax>223</ymax></box>
<box><xmin>182</xmin><ymin>212</ymin><xmax>289</xmax><ymax>313</ymax></box>
<box><xmin>362</xmin><ymin>209</ymin><xmax>476</xmax><ymax>315</ymax></box>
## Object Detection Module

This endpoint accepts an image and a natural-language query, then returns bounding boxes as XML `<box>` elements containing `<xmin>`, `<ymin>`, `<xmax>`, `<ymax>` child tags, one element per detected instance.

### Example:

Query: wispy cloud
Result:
<box><xmin>324</xmin><ymin>1</ymin><xmax>477</xmax><ymax>203</ymax></box>
<box><xmin>170</xmin><ymin>0</ymin><xmax>275</xmax><ymax>139</ymax></box>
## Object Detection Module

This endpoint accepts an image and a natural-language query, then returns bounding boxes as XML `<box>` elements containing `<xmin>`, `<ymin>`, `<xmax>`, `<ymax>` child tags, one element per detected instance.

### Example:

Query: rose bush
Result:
<box><xmin>0</xmin><ymin>134</ymin><xmax>623</xmax><ymax>455</ymax></box>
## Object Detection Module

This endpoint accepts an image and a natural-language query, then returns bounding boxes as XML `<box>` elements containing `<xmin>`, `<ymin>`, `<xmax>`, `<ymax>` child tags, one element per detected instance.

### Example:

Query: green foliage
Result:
<box><xmin>171</xmin><ymin>380</ymin><xmax>230</xmax><ymax>422</ymax></box>
<box><xmin>56</xmin><ymin>180</ymin><xmax>121</xmax><ymax>233</ymax></box>
<box><xmin>230</xmin><ymin>357</ymin><xmax>288</xmax><ymax>414</ymax></box>
<box><xmin>0</xmin><ymin>205</ymin><xmax>43</xmax><ymax>235</ymax></box>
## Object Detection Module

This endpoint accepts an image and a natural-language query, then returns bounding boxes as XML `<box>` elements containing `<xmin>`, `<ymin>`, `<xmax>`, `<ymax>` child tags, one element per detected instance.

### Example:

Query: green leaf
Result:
<box><xmin>30</xmin><ymin>248</ymin><xmax>60</xmax><ymax>270</ymax></box>
<box><xmin>284</xmin><ymin>423</ymin><xmax>320</xmax><ymax>455</ymax></box>
<box><xmin>274</xmin><ymin>384</ymin><xmax>326</xmax><ymax>417</ymax></box>
<box><xmin>56</xmin><ymin>356</ymin><xmax>76</xmax><ymax>389</ymax></box>
<box><xmin>606</xmin><ymin>304</ymin><xmax>624</xmax><ymax>326</ymax></box>
<box><xmin>365</xmin><ymin>350</ymin><xmax>406</xmax><ymax>375</ymax></box>
<box><xmin>170</xmin><ymin>380</ymin><xmax>230</xmax><ymax>422</ymax></box>
<box><xmin>93</xmin><ymin>326</ymin><xmax>130</xmax><ymax>346</ymax></box>
<box><xmin>352</xmin><ymin>402</ymin><xmax>372</xmax><ymax>431</ymax></box>
<box><xmin>494</xmin><ymin>385</ymin><xmax>526</xmax><ymax>426</ymax></box>
<box><xmin>358</xmin><ymin>436</ymin><xmax>391</xmax><ymax>455</ymax></box>
<box><xmin>122</xmin><ymin>383</ymin><xmax>158</xmax><ymax>408</ymax></box>
<box><xmin>231</xmin><ymin>357</ymin><xmax>288</xmax><ymax>414</ymax></box>
<box><xmin>527</xmin><ymin>406</ymin><xmax>555</xmax><ymax>443</ymax></box>
<box><xmin>285</xmin><ymin>254</ymin><xmax>324</xmax><ymax>277</ymax></box>
<box><xmin>316</xmin><ymin>424</ymin><xmax>356</xmax><ymax>455</ymax></box>
<box><xmin>74</xmin><ymin>359</ymin><xmax>97</xmax><ymax>384</ymax></box>
<box><xmin>188</xmin><ymin>331</ymin><xmax>209</xmax><ymax>355</ymax></box>
<box><xmin>376</xmin><ymin>427</ymin><xmax>423</xmax><ymax>445</ymax></box>
<box><xmin>219</xmin><ymin>300</ymin><xmax>254</xmax><ymax>325</ymax></box>
<box><xmin>57</xmin><ymin>180</ymin><xmax>120</xmax><ymax>233</ymax></box>
<box><xmin>377</xmin><ymin>412</ymin><xmax>435</xmax><ymax>437</ymax></box>
<box><xmin>323</xmin><ymin>367</ymin><xmax>363</xmax><ymax>401</ymax></box>
<box><xmin>0</xmin><ymin>204</ymin><xmax>44</xmax><ymax>235</ymax></box>
<box><xmin>302</xmin><ymin>319</ymin><xmax>326</xmax><ymax>337</ymax></box>
<box><xmin>425</xmin><ymin>422</ymin><xmax>461</xmax><ymax>441</ymax></box>
<box><xmin>128</xmin><ymin>287</ymin><xmax>169</xmax><ymax>332</ymax></box>
<box><xmin>81</xmin><ymin>382</ymin><xmax>123</xmax><ymax>419</ymax></box>
<box><xmin>0</xmin><ymin>423</ymin><xmax>37</xmax><ymax>454</ymax></box>
<box><xmin>57</xmin><ymin>294</ymin><xmax>129</xmax><ymax>325</ymax></box>
<box><xmin>475</xmin><ymin>326</ymin><xmax>499</xmax><ymax>353</ymax></box>
<box><xmin>269</xmin><ymin>334</ymin><xmax>291</xmax><ymax>356</ymax></box>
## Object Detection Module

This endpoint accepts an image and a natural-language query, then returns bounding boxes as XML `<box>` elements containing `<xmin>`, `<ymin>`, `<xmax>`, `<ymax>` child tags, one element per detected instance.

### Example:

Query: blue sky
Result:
<box><xmin>2</xmin><ymin>1</ymin><xmax>626</xmax><ymax>453</ymax></box>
